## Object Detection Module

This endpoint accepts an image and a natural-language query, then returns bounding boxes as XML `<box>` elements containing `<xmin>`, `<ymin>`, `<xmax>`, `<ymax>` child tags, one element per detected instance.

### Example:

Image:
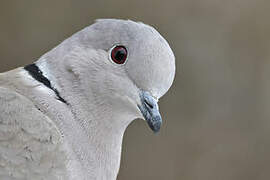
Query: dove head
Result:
<box><xmin>43</xmin><ymin>19</ymin><xmax>175</xmax><ymax>132</ymax></box>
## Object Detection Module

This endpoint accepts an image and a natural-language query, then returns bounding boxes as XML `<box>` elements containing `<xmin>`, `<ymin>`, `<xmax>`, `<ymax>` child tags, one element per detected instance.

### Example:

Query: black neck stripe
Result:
<box><xmin>24</xmin><ymin>63</ymin><xmax>67</xmax><ymax>104</ymax></box>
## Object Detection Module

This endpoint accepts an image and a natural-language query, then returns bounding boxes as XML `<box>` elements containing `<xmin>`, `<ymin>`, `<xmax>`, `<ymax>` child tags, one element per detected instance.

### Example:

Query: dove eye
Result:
<box><xmin>110</xmin><ymin>45</ymin><xmax>128</xmax><ymax>64</ymax></box>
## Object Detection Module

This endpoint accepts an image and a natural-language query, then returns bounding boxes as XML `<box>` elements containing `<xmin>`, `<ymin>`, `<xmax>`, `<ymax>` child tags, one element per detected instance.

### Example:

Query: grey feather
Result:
<box><xmin>0</xmin><ymin>19</ymin><xmax>175</xmax><ymax>180</ymax></box>
<box><xmin>0</xmin><ymin>87</ymin><xmax>68</xmax><ymax>180</ymax></box>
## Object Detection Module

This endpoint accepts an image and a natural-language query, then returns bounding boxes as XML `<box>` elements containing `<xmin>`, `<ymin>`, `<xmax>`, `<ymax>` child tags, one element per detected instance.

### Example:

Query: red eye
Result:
<box><xmin>110</xmin><ymin>45</ymin><xmax>128</xmax><ymax>64</ymax></box>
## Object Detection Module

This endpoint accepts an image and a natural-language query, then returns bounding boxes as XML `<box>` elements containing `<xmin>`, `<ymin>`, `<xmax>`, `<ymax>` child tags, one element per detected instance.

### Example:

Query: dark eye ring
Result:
<box><xmin>110</xmin><ymin>45</ymin><xmax>128</xmax><ymax>65</ymax></box>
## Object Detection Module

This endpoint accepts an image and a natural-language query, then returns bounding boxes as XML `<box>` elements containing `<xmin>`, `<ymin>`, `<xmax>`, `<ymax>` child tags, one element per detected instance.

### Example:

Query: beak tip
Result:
<box><xmin>147</xmin><ymin>116</ymin><xmax>162</xmax><ymax>133</ymax></box>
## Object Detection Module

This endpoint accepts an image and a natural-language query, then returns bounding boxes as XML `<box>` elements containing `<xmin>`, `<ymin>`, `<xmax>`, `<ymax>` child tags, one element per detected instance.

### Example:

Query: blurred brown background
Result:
<box><xmin>1</xmin><ymin>0</ymin><xmax>270</xmax><ymax>179</ymax></box>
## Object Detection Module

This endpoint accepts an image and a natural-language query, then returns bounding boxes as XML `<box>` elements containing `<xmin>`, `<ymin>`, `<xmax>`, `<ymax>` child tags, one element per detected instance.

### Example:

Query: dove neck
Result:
<box><xmin>61</xmin><ymin>87</ymin><xmax>133</xmax><ymax>180</ymax></box>
<box><xmin>20</xmin><ymin>59</ymin><xmax>134</xmax><ymax>179</ymax></box>
<box><xmin>31</xmin><ymin>55</ymin><xmax>137</xmax><ymax>179</ymax></box>
<box><xmin>46</xmin><ymin>65</ymin><xmax>134</xmax><ymax>179</ymax></box>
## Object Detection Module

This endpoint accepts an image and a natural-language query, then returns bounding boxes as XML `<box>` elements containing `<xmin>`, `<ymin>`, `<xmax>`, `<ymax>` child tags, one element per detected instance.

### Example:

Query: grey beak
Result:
<box><xmin>138</xmin><ymin>91</ymin><xmax>162</xmax><ymax>133</ymax></box>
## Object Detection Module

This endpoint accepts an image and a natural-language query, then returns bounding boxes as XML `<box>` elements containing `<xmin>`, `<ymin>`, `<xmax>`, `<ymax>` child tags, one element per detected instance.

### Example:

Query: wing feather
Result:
<box><xmin>0</xmin><ymin>87</ymin><xmax>68</xmax><ymax>180</ymax></box>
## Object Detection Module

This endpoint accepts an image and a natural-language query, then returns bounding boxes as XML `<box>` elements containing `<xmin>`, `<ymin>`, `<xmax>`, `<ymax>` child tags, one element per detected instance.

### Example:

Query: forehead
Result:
<box><xmin>125</xmin><ymin>29</ymin><xmax>175</xmax><ymax>98</ymax></box>
<box><xmin>80</xmin><ymin>19</ymin><xmax>166</xmax><ymax>50</ymax></box>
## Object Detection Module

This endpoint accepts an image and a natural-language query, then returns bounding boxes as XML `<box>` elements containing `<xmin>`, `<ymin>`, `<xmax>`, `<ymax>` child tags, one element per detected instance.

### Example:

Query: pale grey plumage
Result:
<box><xmin>0</xmin><ymin>19</ymin><xmax>175</xmax><ymax>180</ymax></box>
<box><xmin>0</xmin><ymin>86</ymin><xmax>68</xmax><ymax>180</ymax></box>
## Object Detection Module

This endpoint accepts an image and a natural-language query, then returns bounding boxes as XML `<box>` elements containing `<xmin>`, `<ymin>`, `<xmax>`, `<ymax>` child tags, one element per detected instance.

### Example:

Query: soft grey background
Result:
<box><xmin>1</xmin><ymin>1</ymin><xmax>270</xmax><ymax>180</ymax></box>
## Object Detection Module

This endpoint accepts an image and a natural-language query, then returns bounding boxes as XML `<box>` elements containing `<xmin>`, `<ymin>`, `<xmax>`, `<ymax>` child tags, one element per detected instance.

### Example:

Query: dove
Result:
<box><xmin>0</xmin><ymin>19</ymin><xmax>175</xmax><ymax>180</ymax></box>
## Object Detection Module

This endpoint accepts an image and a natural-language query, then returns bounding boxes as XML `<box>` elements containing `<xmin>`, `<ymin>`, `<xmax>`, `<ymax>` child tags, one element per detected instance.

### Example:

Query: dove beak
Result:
<box><xmin>138</xmin><ymin>91</ymin><xmax>162</xmax><ymax>133</ymax></box>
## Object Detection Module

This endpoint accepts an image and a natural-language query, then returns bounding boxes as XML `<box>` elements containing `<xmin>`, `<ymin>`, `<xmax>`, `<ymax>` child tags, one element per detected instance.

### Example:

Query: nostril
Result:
<box><xmin>144</xmin><ymin>100</ymin><xmax>154</xmax><ymax>109</ymax></box>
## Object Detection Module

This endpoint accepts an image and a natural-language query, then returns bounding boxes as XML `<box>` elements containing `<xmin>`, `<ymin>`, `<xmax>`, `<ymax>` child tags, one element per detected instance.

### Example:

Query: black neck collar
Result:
<box><xmin>24</xmin><ymin>63</ymin><xmax>67</xmax><ymax>104</ymax></box>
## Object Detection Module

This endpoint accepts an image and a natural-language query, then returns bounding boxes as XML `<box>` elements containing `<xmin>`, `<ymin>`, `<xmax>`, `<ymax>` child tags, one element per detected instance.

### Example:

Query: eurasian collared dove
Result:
<box><xmin>0</xmin><ymin>19</ymin><xmax>175</xmax><ymax>180</ymax></box>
